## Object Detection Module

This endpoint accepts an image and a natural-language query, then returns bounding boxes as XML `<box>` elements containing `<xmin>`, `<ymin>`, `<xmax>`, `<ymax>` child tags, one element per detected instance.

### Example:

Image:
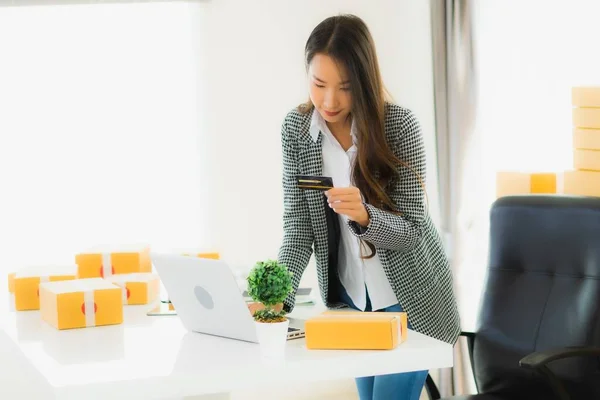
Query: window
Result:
<box><xmin>460</xmin><ymin>0</ymin><xmax>600</xmax><ymax>315</ymax></box>
<box><xmin>0</xmin><ymin>3</ymin><xmax>209</xmax><ymax>283</ymax></box>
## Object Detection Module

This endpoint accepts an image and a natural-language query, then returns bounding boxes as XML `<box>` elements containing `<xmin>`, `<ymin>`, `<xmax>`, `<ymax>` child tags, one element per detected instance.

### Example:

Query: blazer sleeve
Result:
<box><xmin>277</xmin><ymin>119</ymin><xmax>314</xmax><ymax>312</ymax></box>
<box><xmin>347</xmin><ymin>108</ymin><xmax>427</xmax><ymax>251</ymax></box>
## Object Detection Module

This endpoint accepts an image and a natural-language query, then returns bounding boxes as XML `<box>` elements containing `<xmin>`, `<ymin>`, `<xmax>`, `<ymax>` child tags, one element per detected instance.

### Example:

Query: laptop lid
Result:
<box><xmin>151</xmin><ymin>253</ymin><xmax>259</xmax><ymax>343</ymax></box>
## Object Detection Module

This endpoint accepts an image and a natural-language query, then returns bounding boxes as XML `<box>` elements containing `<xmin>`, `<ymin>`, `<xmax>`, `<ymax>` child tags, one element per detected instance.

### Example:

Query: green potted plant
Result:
<box><xmin>246</xmin><ymin>259</ymin><xmax>293</xmax><ymax>355</ymax></box>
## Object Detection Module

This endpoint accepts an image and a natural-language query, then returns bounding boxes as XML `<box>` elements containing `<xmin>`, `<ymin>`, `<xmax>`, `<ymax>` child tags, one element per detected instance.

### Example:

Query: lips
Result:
<box><xmin>323</xmin><ymin>110</ymin><xmax>341</xmax><ymax>117</ymax></box>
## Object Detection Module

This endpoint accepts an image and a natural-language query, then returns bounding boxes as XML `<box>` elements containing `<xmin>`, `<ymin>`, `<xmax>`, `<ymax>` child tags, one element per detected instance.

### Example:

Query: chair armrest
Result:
<box><xmin>519</xmin><ymin>346</ymin><xmax>600</xmax><ymax>369</ymax></box>
<box><xmin>519</xmin><ymin>346</ymin><xmax>600</xmax><ymax>400</ymax></box>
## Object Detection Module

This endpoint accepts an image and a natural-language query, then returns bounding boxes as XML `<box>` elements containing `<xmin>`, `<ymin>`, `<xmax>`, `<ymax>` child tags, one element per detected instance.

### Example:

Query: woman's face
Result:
<box><xmin>308</xmin><ymin>53</ymin><xmax>352</xmax><ymax>125</ymax></box>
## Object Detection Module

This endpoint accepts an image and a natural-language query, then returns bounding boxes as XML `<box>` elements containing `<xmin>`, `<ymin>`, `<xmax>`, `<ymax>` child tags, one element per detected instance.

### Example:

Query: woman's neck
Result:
<box><xmin>326</xmin><ymin>118</ymin><xmax>353</xmax><ymax>151</ymax></box>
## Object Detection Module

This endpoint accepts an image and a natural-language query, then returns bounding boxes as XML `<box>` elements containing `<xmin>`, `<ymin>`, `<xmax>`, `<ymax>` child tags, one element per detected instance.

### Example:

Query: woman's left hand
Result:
<box><xmin>326</xmin><ymin>187</ymin><xmax>370</xmax><ymax>227</ymax></box>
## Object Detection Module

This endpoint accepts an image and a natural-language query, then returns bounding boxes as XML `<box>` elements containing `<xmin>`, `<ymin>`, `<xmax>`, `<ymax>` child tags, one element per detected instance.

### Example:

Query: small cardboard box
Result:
<box><xmin>305</xmin><ymin>310</ymin><xmax>408</xmax><ymax>350</ymax></box>
<box><xmin>105</xmin><ymin>273</ymin><xmax>160</xmax><ymax>305</ymax></box>
<box><xmin>558</xmin><ymin>170</ymin><xmax>600</xmax><ymax>197</ymax></box>
<box><xmin>573</xmin><ymin>108</ymin><xmax>600</xmax><ymax>129</ymax></box>
<box><xmin>573</xmin><ymin>149</ymin><xmax>600</xmax><ymax>171</ymax></box>
<box><xmin>75</xmin><ymin>245</ymin><xmax>151</xmax><ymax>278</ymax></box>
<box><xmin>573</xmin><ymin>128</ymin><xmax>600</xmax><ymax>150</ymax></box>
<box><xmin>181</xmin><ymin>251</ymin><xmax>220</xmax><ymax>259</ymax></box>
<box><xmin>572</xmin><ymin>86</ymin><xmax>600</xmax><ymax>108</ymax></box>
<box><xmin>496</xmin><ymin>171</ymin><xmax>557</xmax><ymax>198</ymax></box>
<box><xmin>39</xmin><ymin>278</ymin><xmax>123</xmax><ymax>330</ymax></box>
<box><xmin>9</xmin><ymin>266</ymin><xmax>77</xmax><ymax>311</ymax></box>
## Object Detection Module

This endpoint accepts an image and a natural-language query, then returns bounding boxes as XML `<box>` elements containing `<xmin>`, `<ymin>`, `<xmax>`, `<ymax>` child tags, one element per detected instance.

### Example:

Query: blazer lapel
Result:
<box><xmin>298</xmin><ymin>128</ymin><xmax>342</xmax><ymax>304</ymax></box>
<box><xmin>298</xmin><ymin>135</ymin><xmax>327</xmax><ymax>250</ymax></box>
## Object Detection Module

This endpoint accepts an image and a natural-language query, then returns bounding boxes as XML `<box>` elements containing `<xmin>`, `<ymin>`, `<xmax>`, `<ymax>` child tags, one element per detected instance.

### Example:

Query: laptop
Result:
<box><xmin>150</xmin><ymin>253</ymin><xmax>305</xmax><ymax>343</ymax></box>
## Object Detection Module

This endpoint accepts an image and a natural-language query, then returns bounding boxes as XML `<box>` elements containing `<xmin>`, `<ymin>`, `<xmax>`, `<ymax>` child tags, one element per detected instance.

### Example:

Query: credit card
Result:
<box><xmin>296</xmin><ymin>175</ymin><xmax>334</xmax><ymax>191</ymax></box>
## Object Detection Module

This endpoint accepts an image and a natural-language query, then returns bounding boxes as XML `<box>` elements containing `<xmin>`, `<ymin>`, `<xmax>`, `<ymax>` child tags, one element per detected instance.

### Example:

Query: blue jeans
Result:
<box><xmin>338</xmin><ymin>283</ymin><xmax>428</xmax><ymax>400</ymax></box>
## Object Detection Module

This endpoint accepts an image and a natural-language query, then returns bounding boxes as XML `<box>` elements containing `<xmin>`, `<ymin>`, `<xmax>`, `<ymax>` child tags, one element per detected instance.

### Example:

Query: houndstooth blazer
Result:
<box><xmin>278</xmin><ymin>103</ymin><xmax>461</xmax><ymax>345</ymax></box>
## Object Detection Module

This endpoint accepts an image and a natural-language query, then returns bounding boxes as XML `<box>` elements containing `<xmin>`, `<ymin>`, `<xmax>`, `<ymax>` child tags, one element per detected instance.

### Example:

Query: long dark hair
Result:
<box><xmin>300</xmin><ymin>14</ymin><xmax>413</xmax><ymax>258</ymax></box>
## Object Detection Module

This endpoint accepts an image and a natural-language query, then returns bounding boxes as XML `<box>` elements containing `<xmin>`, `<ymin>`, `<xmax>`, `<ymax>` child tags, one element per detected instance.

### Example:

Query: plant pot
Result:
<box><xmin>255</xmin><ymin>319</ymin><xmax>289</xmax><ymax>360</ymax></box>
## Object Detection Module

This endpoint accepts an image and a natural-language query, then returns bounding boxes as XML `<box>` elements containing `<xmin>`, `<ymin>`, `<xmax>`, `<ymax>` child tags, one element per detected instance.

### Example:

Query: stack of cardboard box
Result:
<box><xmin>561</xmin><ymin>87</ymin><xmax>600</xmax><ymax>196</ymax></box>
<box><xmin>496</xmin><ymin>86</ymin><xmax>600</xmax><ymax>198</ymax></box>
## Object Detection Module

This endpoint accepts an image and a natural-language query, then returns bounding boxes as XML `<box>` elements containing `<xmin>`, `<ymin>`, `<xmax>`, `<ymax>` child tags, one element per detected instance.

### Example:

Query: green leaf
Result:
<box><xmin>246</xmin><ymin>259</ymin><xmax>293</xmax><ymax>307</ymax></box>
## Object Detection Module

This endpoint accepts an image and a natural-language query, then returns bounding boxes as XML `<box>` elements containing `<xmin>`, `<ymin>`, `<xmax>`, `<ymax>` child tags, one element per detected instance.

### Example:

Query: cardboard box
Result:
<box><xmin>105</xmin><ymin>273</ymin><xmax>160</xmax><ymax>305</ymax></box>
<box><xmin>574</xmin><ymin>128</ymin><xmax>600</xmax><ymax>150</ymax></box>
<box><xmin>9</xmin><ymin>266</ymin><xmax>77</xmax><ymax>311</ymax></box>
<box><xmin>572</xmin><ymin>86</ymin><xmax>600</xmax><ymax>107</ymax></box>
<box><xmin>181</xmin><ymin>251</ymin><xmax>220</xmax><ymax>259</ymax></box>
<box><xmin>558</xmin><ymin>170</ymin><xmax>600</xmax><ymax>197</ymax></box>
<box><xmin>573</xmin><ymin>108</ymin><xmax>600</xmax><ymax>129</ymax></box>
<box><xmin>496</xmin><ymin>172</ymin><xmax>557</xmax><ymax>198</ymax></box>
<box><xmin>75</xmin><ymin>245</ymin><xmax>151</xmax><ymax>279</ymax></box>
<box><xmin>305</xmin><ymin>310</ymin><xmax>408</xmax><ymax>350</ymax></box>
<box><xmin>573</xmin><ymin>149</ymin><xmax>600</xmax><ymax>171</ymax></box>
<box><xmin>39</xmin><ymin>278</ymin><xmax>123</xmax><ymax>330</ymax></box>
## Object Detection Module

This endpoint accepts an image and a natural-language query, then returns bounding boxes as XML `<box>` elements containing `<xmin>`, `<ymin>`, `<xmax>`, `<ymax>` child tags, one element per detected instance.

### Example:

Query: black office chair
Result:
<box><xmin>426</xmin><ymin>195</ymin><xmax>600</xmax><ymax>400</ymax></box>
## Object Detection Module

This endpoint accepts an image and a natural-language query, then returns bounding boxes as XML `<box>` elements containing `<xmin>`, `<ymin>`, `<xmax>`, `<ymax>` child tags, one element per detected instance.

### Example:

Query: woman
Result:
<box><xmin>277</xmin><ymin>14</ymin><xmax>460</xmax><ymax>400</ymax></box>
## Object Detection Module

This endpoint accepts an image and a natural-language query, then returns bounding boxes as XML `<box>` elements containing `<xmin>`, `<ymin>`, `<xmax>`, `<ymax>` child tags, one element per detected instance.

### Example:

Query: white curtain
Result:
<box><xmin>0</xmin><ymin>3</ymin><xmax>211</xmax><ymax>296</ymax></box>
<box><xmin>430</xmin><ymin>0</ymin><xmax>480</xmax><ymax>396</ymax></box>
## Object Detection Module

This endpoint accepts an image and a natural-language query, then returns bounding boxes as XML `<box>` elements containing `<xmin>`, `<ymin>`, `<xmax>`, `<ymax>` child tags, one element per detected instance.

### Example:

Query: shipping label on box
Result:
<box><xmin>75</xmin><ymin>245</ymin><xmax>151</xmax><ymax>279</ymax></box>
<box><xmin>9</xmin><ymin>266</ymin><xmax>77</xmax><ymax>311</ymax></box>
<box><xmin>105</xmin><ymin>273</ymin><xmax>160</xmax><ymax>305</ymax></box>
<box><xmin>39</xmin><ymin>278</ymin><xmax>123</xmax><ymax>330</ymax></box>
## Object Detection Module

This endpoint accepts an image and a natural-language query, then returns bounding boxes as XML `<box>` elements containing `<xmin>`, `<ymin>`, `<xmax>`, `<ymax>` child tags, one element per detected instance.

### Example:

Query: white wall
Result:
<box><xmin>0</xmin><ymin>3</ymin><xmax>208</xmax><ymax>300</ymax></box>
<box><xmin>192</xmin><ymin>0</ymin><xmax>440</xmax><ymax>289</ymax></box>
<box><xmin>0</xmin><ymin>0</ymin><xmax>438</xmax><ymax>297</ymax></box>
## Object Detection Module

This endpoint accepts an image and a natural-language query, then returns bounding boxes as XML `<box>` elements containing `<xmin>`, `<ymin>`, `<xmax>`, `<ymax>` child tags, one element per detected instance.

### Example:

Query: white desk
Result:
<box><xmin>0</xmin><ymin>302</ymin><xmax>453</xmax><ymax>400</ymax></box>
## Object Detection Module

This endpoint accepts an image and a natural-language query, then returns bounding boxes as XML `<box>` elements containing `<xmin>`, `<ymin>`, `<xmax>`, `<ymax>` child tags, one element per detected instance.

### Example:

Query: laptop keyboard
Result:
<box><xmin>287</xmin><ymin>326</ymin><xmax>304</xmax><ymax>339</ymax></box>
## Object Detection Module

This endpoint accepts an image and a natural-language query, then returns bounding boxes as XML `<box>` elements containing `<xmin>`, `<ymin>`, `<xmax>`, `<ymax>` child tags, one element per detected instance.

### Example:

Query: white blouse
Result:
<box><xmin>309</xmin><ymin>110</ymin><xmax>398</xmax><ymax>311</ymax></box>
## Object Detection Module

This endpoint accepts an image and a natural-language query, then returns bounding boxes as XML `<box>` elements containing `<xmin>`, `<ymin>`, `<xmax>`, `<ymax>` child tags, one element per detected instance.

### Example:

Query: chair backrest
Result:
<box><xmin>473</xmin><ymin>195</ymin><xmax>600</xmax><ymax>399</ymax></box>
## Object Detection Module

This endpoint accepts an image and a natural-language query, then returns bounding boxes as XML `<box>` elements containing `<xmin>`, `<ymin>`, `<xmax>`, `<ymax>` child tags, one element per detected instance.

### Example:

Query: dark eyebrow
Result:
<box><xmin>312</xmin><ymin>75</ymin><xmax>350</xmax><ymax>85</ymax></box>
